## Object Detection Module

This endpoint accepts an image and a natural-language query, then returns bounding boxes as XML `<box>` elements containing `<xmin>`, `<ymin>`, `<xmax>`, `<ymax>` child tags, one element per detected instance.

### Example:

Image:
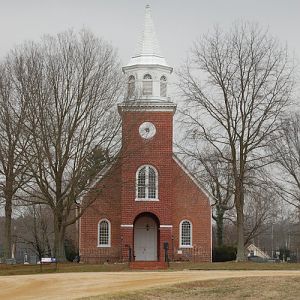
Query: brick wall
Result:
<box><xmin>119</xmin><ymin>110</ymin><xmax>174</xmax><ymax>261</ymax></box>
<box><xmin>79</xmin><ymin>163</ymin><xmax>122</xmax><ymax>263</ymax></box>
<box><xmin>80</xmin><ymin>109</ymin><xmax>212</xmax><ymax>263</ymax></box>
<box><xmin>171</xmin><ymin>159</ymin><xmax>212</xmax><ymax>262</ymax></box>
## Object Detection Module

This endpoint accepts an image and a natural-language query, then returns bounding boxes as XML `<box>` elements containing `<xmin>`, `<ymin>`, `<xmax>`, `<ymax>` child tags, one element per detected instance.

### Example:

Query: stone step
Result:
<box><xmin>130</xmin><ymin>261</ymin><xmax>168</xmax><ymax>270</ymax></box>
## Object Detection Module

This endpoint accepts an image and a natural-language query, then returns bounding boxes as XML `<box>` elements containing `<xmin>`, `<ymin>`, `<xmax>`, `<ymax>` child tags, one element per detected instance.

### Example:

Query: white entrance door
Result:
<box><xmin>134</xmin><ymin>216</ymin><xmax>157</xmax><ymax>261</ymax></box>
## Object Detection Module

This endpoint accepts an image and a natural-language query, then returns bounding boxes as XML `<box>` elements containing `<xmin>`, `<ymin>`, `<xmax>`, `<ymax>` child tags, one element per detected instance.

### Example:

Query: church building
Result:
<box><xmin>79</xmin><ymin>5</ymin><xmax>212</xmax><ymax>268</ymax></box>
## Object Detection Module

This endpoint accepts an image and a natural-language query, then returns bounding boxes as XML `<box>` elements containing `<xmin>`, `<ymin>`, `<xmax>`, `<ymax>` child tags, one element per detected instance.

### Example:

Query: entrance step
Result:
<box><xmin>130</xmin><ymin>261</ymin><xmax>168</xmax><ymax>270</ymax></box>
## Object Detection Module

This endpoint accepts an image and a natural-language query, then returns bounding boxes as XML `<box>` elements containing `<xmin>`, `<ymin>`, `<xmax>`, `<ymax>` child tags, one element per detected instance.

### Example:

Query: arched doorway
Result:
<box><xmin>134</xmin><ymin>213</ymin><xmax>159</xmax><ymax>261</ymax></box>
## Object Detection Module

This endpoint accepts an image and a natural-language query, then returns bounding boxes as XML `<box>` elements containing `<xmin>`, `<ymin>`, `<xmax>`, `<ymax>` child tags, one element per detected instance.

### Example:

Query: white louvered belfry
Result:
<box><xmin>120</xmin><ymin>4</ymin><xmax>175</xmax><ymax>109</ymax></box>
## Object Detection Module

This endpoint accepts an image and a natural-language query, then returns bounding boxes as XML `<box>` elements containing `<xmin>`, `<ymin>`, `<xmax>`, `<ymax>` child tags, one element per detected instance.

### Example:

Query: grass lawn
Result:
<box><xmin>82</xmin><ymin>276</ymin><xmax>300</xmax><ymax>300</ymax></box>
<box><xmin>0</xmin><ymin>261</ymin><xmax>299</xmax><ymax>276</ymax></box>
<box><xmin>0</xmin><ymin>262</ymin><xmax>129</xmax><ymax>276</ymax></box>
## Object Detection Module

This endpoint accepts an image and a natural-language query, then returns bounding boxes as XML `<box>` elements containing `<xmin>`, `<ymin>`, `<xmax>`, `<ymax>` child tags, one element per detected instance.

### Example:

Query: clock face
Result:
<box><xmin>139</xmin><ymin>122</ymin><xmax>156</xmax><ymax>139</ymax></box>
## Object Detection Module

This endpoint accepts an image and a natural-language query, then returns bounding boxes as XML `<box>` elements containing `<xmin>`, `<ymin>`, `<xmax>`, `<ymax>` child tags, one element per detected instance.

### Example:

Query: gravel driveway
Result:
<box><xmin>1</xmin><ymin>270</ymin><xmax>300</xmax><ymax>300</ymax></box>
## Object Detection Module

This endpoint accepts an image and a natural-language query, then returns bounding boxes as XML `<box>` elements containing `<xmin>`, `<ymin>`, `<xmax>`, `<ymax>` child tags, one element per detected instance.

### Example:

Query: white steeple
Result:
<box><xmin>126</xmin><ymin>4</ymin><xmax>170</xmax><ymax>67</ymax></box>
<box><xmin>119</xmin><ymin>4</ymin><xmax>176</xmax><ymax>113</ymax></box>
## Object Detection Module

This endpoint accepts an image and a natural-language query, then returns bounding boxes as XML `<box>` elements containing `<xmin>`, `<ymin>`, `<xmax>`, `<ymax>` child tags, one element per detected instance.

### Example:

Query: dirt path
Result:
<box><xmin>1</xmin><ymin>270</ymin><xmax>300</xmax><ymax>300</ymax></box>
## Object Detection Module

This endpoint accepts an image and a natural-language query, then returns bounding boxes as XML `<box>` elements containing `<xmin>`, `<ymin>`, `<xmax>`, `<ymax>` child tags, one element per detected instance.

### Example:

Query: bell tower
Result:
<box><xmin>118</xmin><ymin>4</ymin><xmax>175</xmax><ymax>109</ymax></box>
<box><xmin>118</xmin><ymin>4</ymin><xmax>176</xmax><ymax>262</ymax></box>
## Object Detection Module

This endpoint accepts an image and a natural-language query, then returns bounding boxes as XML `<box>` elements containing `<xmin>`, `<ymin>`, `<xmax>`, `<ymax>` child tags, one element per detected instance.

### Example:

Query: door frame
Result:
<box><xmin>133</xmin><ymin>212</ymin><xmax>160</xmax><ymax>261</ymax></box>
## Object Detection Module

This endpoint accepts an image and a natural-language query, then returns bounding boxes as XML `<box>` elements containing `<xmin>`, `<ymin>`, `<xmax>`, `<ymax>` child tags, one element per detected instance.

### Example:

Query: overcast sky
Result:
<box><xmin>0</xmin><ymin>0</ymin><xmax>299</xmax><ymax>70</ymax></box>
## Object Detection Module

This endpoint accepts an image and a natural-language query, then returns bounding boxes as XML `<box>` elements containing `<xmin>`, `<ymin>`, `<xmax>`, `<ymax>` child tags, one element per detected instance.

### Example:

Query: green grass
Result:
<box><xmin>81</xmin><ymin>276</ymin><xmax>300</xmax><ymax>300</ymax></box>
<box><xmin>0</xmin><ymin>261</ymin><xmax>299</xmax><ymax>276</ymax></box>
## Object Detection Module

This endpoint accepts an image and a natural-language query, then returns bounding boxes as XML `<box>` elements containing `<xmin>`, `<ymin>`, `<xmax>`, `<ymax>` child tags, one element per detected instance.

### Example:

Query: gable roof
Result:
<box><xmin>78</xmin><ymin>153</ymin><xmax>216</xmax><ymax>206</ymax></box>
<box><xmin>247</xmin><ymin>244</ymin><xmax>271</xmax><ymax>259</ymax></box>
<box><xmin>77</xmin><ymin>160</ymin><xmax>116</xmax><ymax>204</ymax></box>
<box><xmin>172</xmin><ymin>154</ymin><xmax>216</xmax><ymax>206</ymax></box>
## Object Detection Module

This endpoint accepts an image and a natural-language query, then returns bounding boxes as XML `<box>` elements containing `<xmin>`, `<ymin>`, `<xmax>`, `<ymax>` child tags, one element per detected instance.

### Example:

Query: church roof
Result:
<box><xmin>126</xmin><ymin>4</ymin><xmax>170</xmax><ymax>67</ymax></box>
<box><xmin>80</xmin><ymin>153</ymin><xmax>215</xmax><ymax>207</ymax></box>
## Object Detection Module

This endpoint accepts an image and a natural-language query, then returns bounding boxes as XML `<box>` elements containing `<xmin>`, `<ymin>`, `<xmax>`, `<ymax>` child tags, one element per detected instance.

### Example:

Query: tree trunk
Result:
<box><xmin>53</xmin><ymin>215</ymin><xmax>66</xmax><ymax>262</ymax></box>
<box><xmin>215</xmin><ymin>207</ymin><xmax>224</xmax><ymax>247</ymax></box>
<box><xmin>3</xmin><ymin>196</ymin><xmax>12</xmax><ymax>259</ymax></box>
<box><xmin>235</xmin><ymin>183</ymin><xmax>245</xmax><ymax>261</ymax></box>
<box><xmin>236</xmin><ymin>205</ymin><xmax>245</xmax><ymax>261</ymax></box>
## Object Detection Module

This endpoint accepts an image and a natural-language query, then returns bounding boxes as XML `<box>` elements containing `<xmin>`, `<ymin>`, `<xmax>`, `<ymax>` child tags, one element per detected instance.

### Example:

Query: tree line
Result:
<box><xmin>0</xmin><ymin>29</ymin><xmax>122</xmax><ymax>261</ymax></box>
<box><xmin>0</xmin><ymin>22</ymin><xmax>299</xmax><ymax>262</ymax></box>
<box><xmin>178</xmin><ymin>22</ymin><xmax>298</xmax><ymax>261</ymax></box>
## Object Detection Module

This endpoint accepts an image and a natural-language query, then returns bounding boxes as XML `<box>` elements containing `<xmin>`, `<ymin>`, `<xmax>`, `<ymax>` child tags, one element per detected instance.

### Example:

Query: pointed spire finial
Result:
<box><xmin>135</xmin><ymin>4</ymin><xmax>161</xmax><ymax>57</ymax></box>
<box><xmin>127</xmin><ymin>4</ymin><xmax>169</xmax><ymax>67</ymax></box>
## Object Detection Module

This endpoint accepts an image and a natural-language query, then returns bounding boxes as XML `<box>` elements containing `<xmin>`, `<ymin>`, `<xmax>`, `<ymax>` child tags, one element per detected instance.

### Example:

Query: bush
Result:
<box><xmin>279</xmin><ymin>247</ymin><xmax>291</xmax><ymax>261</ymax></box>
<box><xmin>213</xmin><ymin>245</ymin><xmax>237</xmax><ymax>262</ymax></box>
<box><xmin>64</xmin><ymin>238</ymin><xmax>78</xmax><ymax>262</ymax></box>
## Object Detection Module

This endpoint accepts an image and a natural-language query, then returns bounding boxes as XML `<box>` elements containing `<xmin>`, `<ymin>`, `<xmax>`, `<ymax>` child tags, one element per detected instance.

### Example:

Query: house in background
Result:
<box><xmin>79</xmin><ymin>4</ymin><xmax>212</xmax><ymax>269</ymax></box>
<box><xmin>247</xmin><ymin>244</ymin><xmax>271</xmax><ymax>259</ymax></box>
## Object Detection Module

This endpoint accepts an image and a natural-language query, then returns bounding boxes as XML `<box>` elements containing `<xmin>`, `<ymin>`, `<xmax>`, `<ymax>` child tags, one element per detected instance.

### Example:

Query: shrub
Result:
<box><xmin>64</xmin><ymin>238</ymin><xmax>78</xmax><ymax>262</ymax></box>
<box><xmin>213</xmin><ymin>245</ymin><xmax>237</xmax><ymax>262</ymax></box>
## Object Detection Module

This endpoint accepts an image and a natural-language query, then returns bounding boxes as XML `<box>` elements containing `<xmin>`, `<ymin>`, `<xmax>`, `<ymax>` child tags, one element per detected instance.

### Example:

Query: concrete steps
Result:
<box><xmin>130</xmin><ymin>261</ymin><xmax>168</xmax><ymax>270</ymax></box>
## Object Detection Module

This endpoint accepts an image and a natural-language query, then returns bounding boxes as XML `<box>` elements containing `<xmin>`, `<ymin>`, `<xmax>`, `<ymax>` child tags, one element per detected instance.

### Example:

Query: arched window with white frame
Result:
<box><xmin>160</xmin><ymin>75</ymin><xmax>167</xmax><ymax>97</ymax></box>
<box><xmin>136</xmin><ymin>165</ymin><xmax>158</xmax><ymax>200</ymax></box>
<box><xmin>142</xmin><ymin>74</ymin><xmax>153</xmax><ymax>96</ymax></box>
<box><xmin>128</xmin><ymin>75</ymin><xmax>135</xmax><ymax>98</ymax></box>
<box><xmin>180</xmin><ymin>220</ymin><xmax>192</xmax><ymax>248</ymax></box>
<box><xmin>98</xmin><ymin>219</ymin><xmax>111</xmax><ymax>247</ymax></box>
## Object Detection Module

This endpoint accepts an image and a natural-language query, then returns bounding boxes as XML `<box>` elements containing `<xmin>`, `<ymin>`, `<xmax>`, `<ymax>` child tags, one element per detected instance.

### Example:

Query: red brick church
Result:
<box><xmin>79</xmin><ymin>5</ymin><xmax>212</xmax><ymax>267</ymax></box>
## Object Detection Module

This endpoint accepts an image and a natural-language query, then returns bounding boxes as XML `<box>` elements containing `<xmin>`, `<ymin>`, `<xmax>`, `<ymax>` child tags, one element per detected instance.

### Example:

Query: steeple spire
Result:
<box><xmin>120</xmin><ymin>4</ymin><xmax>175</xmax><ymax>113</ymax></box>
<box><xmin>127</xmin><ymin>4</ymin><xmax>169</xmax><ymax>67</ymax></box>
<box><xmin>135</xmin><ymin>4</ymin><xmax>161</xmax><ymax>57</ymax></box>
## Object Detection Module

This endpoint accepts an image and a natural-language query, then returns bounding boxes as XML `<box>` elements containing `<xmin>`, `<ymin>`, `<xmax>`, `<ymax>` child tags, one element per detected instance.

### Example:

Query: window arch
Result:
<box><xmin>180</xmin><ymin>220</ymin><xmax>192</xmax><ymax>248</ymax></box>
<box><xmin>142</xmin><ymin>74</ymin><xmax>153</xmax><ymax>96</ymax></box>
<box><xmin>98</xmin><ymin>219</ymin><xmax>111</xmax><ymax>247</ymax></box>
<box><xmin>160</xmin><ymin>75</ymin><xmax>167</xmax><ymax>97</ymax></box>
<box><xmin>136</xmin><ymin>165</ymin><xmax>158</xmax><ymax>200</ymax></box>
<box><xmin>128</xmin><ymin>75</ymin><xmax>135</xmax><ymax>98</ymax></box>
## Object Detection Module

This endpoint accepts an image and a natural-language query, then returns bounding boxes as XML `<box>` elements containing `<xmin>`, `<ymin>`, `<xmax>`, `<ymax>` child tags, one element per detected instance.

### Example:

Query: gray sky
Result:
<box><xmin>0</xmin><ymin>0</ymin><xmax>299</xmax><ymax>70</ymax></box>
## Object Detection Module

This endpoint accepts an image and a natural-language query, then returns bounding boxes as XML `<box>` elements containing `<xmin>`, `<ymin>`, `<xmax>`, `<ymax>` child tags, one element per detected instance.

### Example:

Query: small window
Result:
<box><xmin>98</xmin><ymin>219</ymin><xmax>111</xmax><ymax>247</ymax></box>
<box><xmin>143</xmin><ymin>74</ymin><xmax>153</xmax><ymax>96</ymax></box>
<box><xmin>136</xmin><ymin>165</ymin><xmax>158</xmax><ymax>200</ymax></box>
<box><xmin>180</xmin><ymin>220</ymin><xmax>192</xmax><ymax>248</ymax></box>
<box><xmin>128</xmin><ymin>75</ymin><xmax>135</xmax><ymax>98</ymax></box>
<box><xmin>160</xmin><ymin>75</ymin><xmax>167</xmax><ymax>97</ymax></box>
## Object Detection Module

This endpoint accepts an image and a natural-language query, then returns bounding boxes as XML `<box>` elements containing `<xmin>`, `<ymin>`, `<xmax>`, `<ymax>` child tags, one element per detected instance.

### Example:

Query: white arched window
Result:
<box><xmin>180</xmin><ymin>220</ymin><xmax>192</xmax><ymax>248</ymax></box>
<box><xmin>136</xmin><ymin>165</ymin><xmax>158</xmax><ymax>200</ymax></box>
<box><xmin>142</xmin><ymin>74</ymin><xmax>153</xmax><ymax>96</ymax></box>
<box><xmin>128</xmin><ymin>75</ymin><xmax>135</xmax><ymax>98</ymax></box>
<box><xmin>98</xmin><ymin>219</ymin><xmax>111</xmax><ymax>247</ymax></box>
<box><xmin>160</xmin><ymin>75</ymin><xmax>167</xmax><ymax>97</ymax></box>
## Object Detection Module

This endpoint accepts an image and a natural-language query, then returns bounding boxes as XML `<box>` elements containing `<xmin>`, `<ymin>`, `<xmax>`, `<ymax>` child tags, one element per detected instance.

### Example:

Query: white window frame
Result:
<box><xmin>160</xmin><ymin>75</ymin><xmax>167</xmax><ymax>97</ymax></box>
<box><xmin>179</xmin><ymin>219</ymin><xmax>193</xmax><ymax>248</ymax></box>
<box><xmin>135</xmin><ymin>165</ymin><xmax>159</xmax><ymax>201</ymax></box>
<box><xmin>128</xmin><ymin>75</ymin><xmax>135</xmax><ymax>99</ymax></box>
<box><xmin>142</xmin><ymin>73</ymin><xmax>153</xmax><ymax>96</ymax></box>
<box><xmin>97</xmin><ymin>219</ymin><xmax>111</xmax><ymax>247</ymax></box>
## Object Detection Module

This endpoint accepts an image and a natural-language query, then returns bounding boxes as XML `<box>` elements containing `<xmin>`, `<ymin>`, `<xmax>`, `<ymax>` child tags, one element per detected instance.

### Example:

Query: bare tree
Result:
<box><xmin>17</xmin><ymin>204</ymin><xmax>53</xmax><ymax>261</ymax></box>
<box><xmin>0</xmin><ymin>59</ymin><xmax>29</xmax><ymax>259</ymax></box>
<box><xmin>243</xmin><ymin>186</ymin><xmax>278</xmax><ymax>246</ymax></box>
<box><xmin>269</xmin><ymin>114</ymin><xmax>300</xmax><ymax>210</ymax></box>
<box><xmin>178</xmin><ymin>145</ymin><xmax>233</xmax><ymax>247</ymax></box>
<box><xmin>12</xmin><ymin>29</ymin><xmax>123</xmax><ymax>261</ymax></box>
<box><xmin>178</xmin><ymin>22</ymin><xmax>294</xmax><ymax>260</ymax></box>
